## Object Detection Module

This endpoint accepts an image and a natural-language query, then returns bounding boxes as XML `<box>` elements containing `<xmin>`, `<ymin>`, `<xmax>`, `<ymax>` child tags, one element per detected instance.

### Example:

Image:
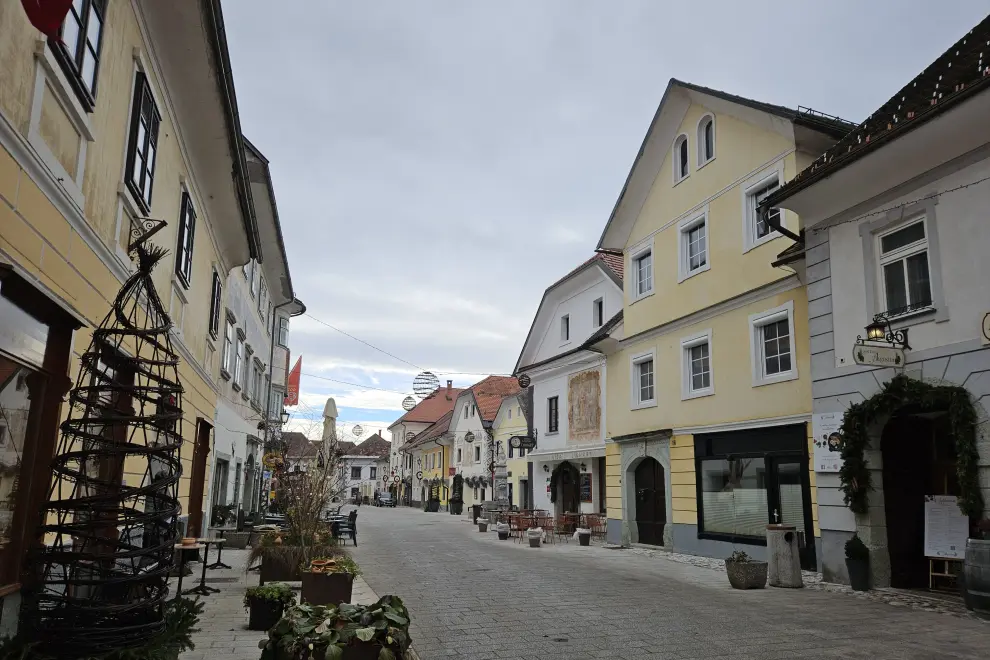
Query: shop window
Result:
<box><xmin>699</xmin><ymin>457</ymin><xmax>768</xmax><ymax>538</ymax></box>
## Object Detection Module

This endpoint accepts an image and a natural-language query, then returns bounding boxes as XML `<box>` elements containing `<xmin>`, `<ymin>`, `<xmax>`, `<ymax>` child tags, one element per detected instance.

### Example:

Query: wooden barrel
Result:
<box><xmin>964</xmin><ymin>539</ymin><xmax>990</xmax><ymax>616</ymax></box>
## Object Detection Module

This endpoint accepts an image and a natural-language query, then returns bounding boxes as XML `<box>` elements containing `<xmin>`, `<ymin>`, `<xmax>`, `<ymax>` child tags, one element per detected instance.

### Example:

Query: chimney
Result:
<box><xmin>446</xmin><ymin>380</ymin><xmax>452</xmax><ymax>400</ymax></box>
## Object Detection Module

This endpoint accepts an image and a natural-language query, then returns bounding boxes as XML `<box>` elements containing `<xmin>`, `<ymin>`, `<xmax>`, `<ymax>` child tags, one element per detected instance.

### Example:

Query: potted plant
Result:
<box><xmin>259</xmin><ymin>595</ymin><xmax>412</xmax><ymax>660</ymax></box>
<box><xmin>963</xmin><ymin>519</ymin><xmax>990</xmax><ymax>615</ymax></box>
<box><xmin>845</xmin><ymin>534</ymin><xmax>871</xmax><ymax>592</ymax></box>
<box><xmin>477</xmin><ymin>518</ymin><xmax>489</xmax><ymax>533</ymax></box>
<box><xmin>527</xmin><ymin>527</ymin><xmax>542</xmax><ymax>548</ymax></box>
<box><xmin>576</xmin><ymin>527</ymin><xmax>592</xmax><ymax>547</ymax></box>
<box><xmin>302</xmin><ymin>555</ymin><xmax>360</xmax><ymax>606</ymax></box>
<box><xmin>495</xmin><ymin>522</ymin><xmax>510</xmax><ymax>540</ymax></box>
<box><xmin>724</xmin><ymin>550</ymin><xmax>767</xmax><ymax>589</ymax></box>
<box><xmin>245</xmin><ymin>582</ymin><xmax>296</xmax><ymax>631</ymax></box>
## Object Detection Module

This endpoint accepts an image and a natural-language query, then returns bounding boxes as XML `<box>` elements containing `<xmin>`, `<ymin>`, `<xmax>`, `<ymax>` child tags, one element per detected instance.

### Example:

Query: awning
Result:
<box><xmin>526</xmin><ymin>445</ymin><xmax>606</xmax><ymax>462</ymax></box>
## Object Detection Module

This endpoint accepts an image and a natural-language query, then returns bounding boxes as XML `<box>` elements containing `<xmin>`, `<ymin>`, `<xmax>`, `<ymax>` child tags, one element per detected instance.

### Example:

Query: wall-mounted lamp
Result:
<box><xmin>580</xmin><ymin>463</ymin><xmax>587</xmax><ymax>472</ymax></box>
<box><xmin>543</xmin><ymin>465</ymin><xmax>550</xmax><ymax>473</ymax></box>
<box><xmin>859</xmin><ymin>312</ymin><xmax>911</xmax><ymax>350</ymax></box>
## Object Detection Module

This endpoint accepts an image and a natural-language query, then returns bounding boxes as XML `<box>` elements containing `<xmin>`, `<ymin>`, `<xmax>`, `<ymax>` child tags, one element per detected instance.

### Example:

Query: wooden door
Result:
<box><xmin>635</xmin><ymin>458</ymin><xmax>666</xmax><ymax>545</ymax></box>
<box><xmin>186</xmin><ymin>419</ymin><xmax>212</xmax><ymax>537</ymax></box>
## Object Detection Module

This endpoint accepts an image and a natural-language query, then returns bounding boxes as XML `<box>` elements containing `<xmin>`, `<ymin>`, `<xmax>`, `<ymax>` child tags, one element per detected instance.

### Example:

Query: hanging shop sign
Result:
<box><xmin>508</xmin><ymin>435</ymin><xmax>536</xmax><ymax>450</ymax></box>
<box><xmin>924</xmin><ymin>495</ymin><xmax>969</xmax><ymax>559</ymax></box>
<box><xmin>852</xmin><ymin>344</ymin><xmax>904</xmax><ymax>367</ymax></box>
<box><xmin>811</xmin><ymin>412</ymin><xmax>843</xmax><ymax>473</ymax></box>
<box><xmin>416</xmin><ymin>470</ymin><xmax>423</xmax><ymax>479</ymax></box>
<box><xmin>393</xmin><ymin>476</ymin><xmax>400</xmax><ymax>484</ymax></box>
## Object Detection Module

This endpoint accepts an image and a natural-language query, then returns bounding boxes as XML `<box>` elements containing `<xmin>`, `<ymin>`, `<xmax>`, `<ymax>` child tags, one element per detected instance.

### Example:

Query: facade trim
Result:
<box><xmin>672</xmin><ymin>413</ymin><xmax>811</xmax><ymax>436</ymax></box>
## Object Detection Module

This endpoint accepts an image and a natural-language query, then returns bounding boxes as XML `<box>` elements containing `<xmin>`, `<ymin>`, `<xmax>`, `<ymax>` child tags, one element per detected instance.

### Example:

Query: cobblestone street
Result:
<box><xmin>351</xmin><ymin>506</ymin><xmax>990</xmax><ymax>660</ymax></box>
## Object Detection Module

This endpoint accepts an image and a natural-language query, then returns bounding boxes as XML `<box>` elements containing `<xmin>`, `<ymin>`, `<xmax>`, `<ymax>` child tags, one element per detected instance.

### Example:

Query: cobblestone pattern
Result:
<box><xmin>353</xmin><ymin>506</ymin><xmax>990</xmax><ymax>660</ymax></box>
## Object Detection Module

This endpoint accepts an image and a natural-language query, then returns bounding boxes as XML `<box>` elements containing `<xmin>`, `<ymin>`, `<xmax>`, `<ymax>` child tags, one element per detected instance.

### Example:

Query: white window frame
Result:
<box><xmin>629</xmin><ymin>349</ymin><xmax>657</xmax><ymax>410</ymax></box>
<box><xmin>560</xmin><ymin>314</ymin><xmax>570</xmax><ymax>344</ymax></box>
<box><xmin>221</xmin><ymin>314</ymin><xmax>234</xmax><ymax>378</ymax></box>
<box><xmin>546</xmin><ymin>395</ymin><xmax>559</xmax><ymax>435</ymax></box>
<box><xmin>680</xmin><ymin>329</ymin><xmax>714</xmax><ymax>400</ymax></box>
<box><xmin>672</xmin><ymin>133</ymin><xmax>689</xmax><ymax>184</ymax></box>
<box><xmin>593</xmin><ymin>298</ymin><xmax>604</xmax><ymax>328</ymax></box>
<box><xmin>742</xmin><ymin>165</ymin><xmax>787</xmax><ymax>252</ymax></box>
<box><xmin>749</xmin><ymin>300</ymin><xmax>798</xmax><ymax>387</ymax></box>
<box><xmin>630</xmin><ymin>241</ymin><xmax>654</xmax><ymax>302</ymax></box>
<box><xmin>875</xmin><ymin>216</ymin><xmax>934</xmax><ymax>317</ymax></box>
<box><xmin>678</xmin><ymin>209</ymin><xmax>710</xmax><ymax>282</ymax></box>
<box><xmin>474</xmin><ymin>445</ymin><xmax>481</xmax><ymax>462</ymax></box>
<box><xmin>697</xmin><ymin>114</ymin><xmax>715</xmax><ymax>168</ymax></box>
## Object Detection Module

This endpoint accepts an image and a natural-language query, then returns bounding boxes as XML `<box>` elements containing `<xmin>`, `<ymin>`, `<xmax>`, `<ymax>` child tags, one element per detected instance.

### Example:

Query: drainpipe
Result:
<box><xmin>762</xmin><ymin>205</ymin><xmax>801</xmax><ymax>243</ymax></box>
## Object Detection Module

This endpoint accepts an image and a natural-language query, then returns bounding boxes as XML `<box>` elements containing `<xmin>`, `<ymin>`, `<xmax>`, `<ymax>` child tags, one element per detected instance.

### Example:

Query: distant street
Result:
<box><xmin>351</xmin><ymin>506</ymin><xmax>990</xmax><ymax>660</ymax></box>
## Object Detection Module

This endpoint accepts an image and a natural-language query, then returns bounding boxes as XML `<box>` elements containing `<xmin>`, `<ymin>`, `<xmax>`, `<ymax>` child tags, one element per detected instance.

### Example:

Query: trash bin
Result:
<box><xmin>766</xmin><ymin>524</ymin><xmax>803</xmax><ymax>588</ymax></box>
<box><xmin>471</xmin><ymin>504</ymin><xmax>482</xmax><ymax>524</ymax></box>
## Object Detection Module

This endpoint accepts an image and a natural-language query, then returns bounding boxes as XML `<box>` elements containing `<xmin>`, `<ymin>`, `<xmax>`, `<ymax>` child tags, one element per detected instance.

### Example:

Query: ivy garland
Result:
<box><xmin>839</xmin><ymin>374</ymin><xmax>984</xmax><ymax>518</ymax></box>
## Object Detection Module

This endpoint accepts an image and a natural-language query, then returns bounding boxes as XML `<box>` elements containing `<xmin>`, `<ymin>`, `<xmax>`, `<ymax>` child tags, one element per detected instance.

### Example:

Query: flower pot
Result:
<box><xmin>725</xmin><ymin>560</ymin><xmax>768</xmax><ymax>589</ymax></box>
<box><xmin>963</xmin><ymin>539</ymin><xmax>990</xmax><ymax>615</ymax></box>
<box><xmin>247</xmin><ymin>599</ymin><xmax>286</xmax><ymax>631</ymax></box>
<box><xmin>302</xmin><ymin>571</ymin><xmax>354</xmax><ymax>606</ymax></box>
<box><xmin>496</xmin><ymin>523</ymin><xmax>509</xmax><ymax>540</ymax></box>
<box><xmin>845</xmin><ymin>557</ymin><xmax>870</xmax><ymax>591</ymax></box>
<box><xmin>578</xmin><ymin>532</ymin><xmax>591</xmax><ymax>547</ymax></box>
<box><xmin>478</xmin><ymin>519</ymin><xmax>489</xmax><ymax>533</ymax></box>
<box><xmin>527</xmin><ymin>528</ymin><xmax>542</xmax><ymax>548</ymax></box>
<box><xmin>260</xmin><ymin>555</ymin><xmax>302</xmax><ymax>585</ymax></box>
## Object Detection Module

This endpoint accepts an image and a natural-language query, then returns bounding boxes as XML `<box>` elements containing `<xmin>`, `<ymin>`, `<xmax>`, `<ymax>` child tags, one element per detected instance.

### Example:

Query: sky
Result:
<box><xmin>223</xmin><ymin>1</ymin><xmax>990</xmax><ymax>440</ymax></box>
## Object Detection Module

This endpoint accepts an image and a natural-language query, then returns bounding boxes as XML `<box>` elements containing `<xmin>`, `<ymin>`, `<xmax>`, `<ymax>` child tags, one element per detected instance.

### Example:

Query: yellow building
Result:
<box><xmin>404</xmin><ymin>410</ymin><xmax>454</xmax><ymax>508</ymax></box>
<box><xmin>593</xmin><ymin>80</ymin><xmax>854</xmax><ymax>569</ymax></box>
<box><xmin>0</xmin><ymin>0</ymin><xmax>261</xmax><ymax>633</ymax></box>
<box><xmin>491</xmin><ymin>394</ymin><xmax>531</xmax><ymax>510</ymax></box>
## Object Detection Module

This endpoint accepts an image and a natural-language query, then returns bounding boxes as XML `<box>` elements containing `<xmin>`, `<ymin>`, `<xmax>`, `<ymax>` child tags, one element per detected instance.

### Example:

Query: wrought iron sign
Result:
<box><xmin>853</xmin><ymin>312</ymin><xmax>910</xmax><ymax>367</ymax></box>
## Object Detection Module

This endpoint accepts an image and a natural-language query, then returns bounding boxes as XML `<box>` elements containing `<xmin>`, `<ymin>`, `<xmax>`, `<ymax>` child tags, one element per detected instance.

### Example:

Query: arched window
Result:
<box><xmin>698</xmin><ymin>114</ymin><xmax>715</xmax><ymax>166</ymax></box>
<box><xmin>673</xmin><ymin>134</ymin><xmax>689</xmax><ymax>183</ymax></box>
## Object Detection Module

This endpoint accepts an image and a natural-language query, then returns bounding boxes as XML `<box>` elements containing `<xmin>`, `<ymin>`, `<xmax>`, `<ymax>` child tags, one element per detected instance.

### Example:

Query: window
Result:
<box><xmin>698</xmin><ymin>115</ymin><xmax>715</xmax><ymax>166</ymax></box>
<box><xmin>744</xmin><ymin>173</ymin><xmax>782</xmax><ymax>250</ymax></box>
<box><xmin>221</xmin><ymin>317</ymin><xmax>234</xmax><ymax>376</ymax></box>
<box><xmin>51</xmin><ymin>0</ymin><xmax>107</xmax><ymax>110</ymax></box>
<box><xmin>474</xmin><ymin>446</ymin><xmax>481</xmax><ymax>462</ymax></box>
<box><xmin>560</xmin><ymin>315</ymin><xmax>570</xmax><ymax>342</ymax></box>
<box><xmin>174</xmin><ymin>192</ymin><xmax>196</xmax><ymax>286</ymax></box>
<box><xmin>351</xmin><ymin>466</ymin><xmax>362</xmax><ymax>479</ymax></box>
<box><xmin>464</xmin><ymin>406</ymin><xmax>469</xmax><ymax>419</ymax></box>
<box><xmin>259</xmin><ymin>279</ymin><xmax>267</xmax><ymax>317</ymax></box>
<box><xmin>481</xmin><ymin>489</ymin><xmax>486</xmax><ymax>502</ymax></box>
<box><xmin>457</xmin><ymin>448</ymin><xmax>462</xmax><ymax>463</ymax></box>
<box><xmin>631</xmin><ymin>351</ymin><xmax>656</xmax><ymax>408</ymax></box>
<box><xmin>233</xmin><ymin>333</ymin><xmax>245</xmax><ymax>389</ymax></box>
<box><xmin>212</xmin><ymin>459</ymin><xmax>229</xmax><ymax>507</ymax></box>
<box><xmin>471</xmin><ymin>404</ymin><xmax>477</xmax><ymax>417</ymax></box>
<box><xmin>507</xmin><ymin>408</ymin><xmax>512</xmax><ymax>419</ymax></box>
<box><xmin>250</xmin><ymin>261</ymin><xmax>259</xmax><ymax>299</ymax></box>
<box><xmin>125</xmin><ymin>72</ymin><xmax>161</xmax><ymax>212</ymax></box>
<box><xmin>519</xmin><ymin>448</ymin><xmax>526</xmax><ymax>458</ymax></box>
<box><xmin>681</xmin><ymin>330</ymin><xmax>714</xmax><ymax>399</ymax></box>
<box><xmin>678</xmin><ymin>212</ymin><xmax>710</xmax><ymax>281</ymax></box>
<box><xmin>593</xmin><ymin>298</ymin><xmax>604</xmax><ymax>328</ymax></box>
<box><xmin>370</xmin><ymin>467</ymin><xmax>377</xmax><ymax>479</ymax></box>
<box><xmin>749</xmin><ymin>302</ymin><xmax>797</xmax><ymax>386</ymax></box>
<box><xmin>350</xmin><ymin>487</ymin><xmax>359</xmax><ymax>500</ymax></box>
<box><xmin>633</xmin><ymin>248</ymin><xmax>653</xmax><ymax>298</ymax></box>
<box><xmin>277</xmin><ymin>316</ymin><xmax>289</xmax><ymax>347</ymax></box>
<box><xmin>877</xmin><ymin>220</ymin><xmax>932</xmax><ymax>315</ymax></box>
<box><xmin>547</xmin><ymin>396</ymin><xmax>559</xmax><ymax>434</ymax></box>
<box><xmin>209</xmin><ymin>270</ymin><xmax>222</xmax><ymax>339</ymax></box>
<box><xmin>673</xmin><ymin>134</ymin><xmax>689</xmax><ymax>182</ymax></box>
<box><xmin>699</xmin><ymin>457</ymin><xmax>768</xmax><ymax>538</ymax></box>
<box><xmin>508</xmin><ymin>445</ymin><xmax>513</xmax><ymax>459</ymax></box>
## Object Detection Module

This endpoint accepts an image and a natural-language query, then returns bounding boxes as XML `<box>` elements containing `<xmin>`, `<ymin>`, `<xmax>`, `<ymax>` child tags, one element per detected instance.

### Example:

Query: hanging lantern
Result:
<box><xmin>412</xmin><ymin>371</ymin><xmax>440</xmax><ymax>399</ymax></box>
<box><xmin>402</xmin><ymin>395</ymin><xmax>416</xmax><ymax>411</ymax></box>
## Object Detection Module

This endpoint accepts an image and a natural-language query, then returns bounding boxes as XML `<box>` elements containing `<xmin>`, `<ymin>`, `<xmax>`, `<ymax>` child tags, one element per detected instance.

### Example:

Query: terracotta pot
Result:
<box><xmin>181</xmin><ymin>537</ymin><xmax>196</xmax><ymax>546</ymax></box>
<box><xmin>301</xmin><ymin>571</ymin><xmax>354</xmax><ymax>606</ymax></box>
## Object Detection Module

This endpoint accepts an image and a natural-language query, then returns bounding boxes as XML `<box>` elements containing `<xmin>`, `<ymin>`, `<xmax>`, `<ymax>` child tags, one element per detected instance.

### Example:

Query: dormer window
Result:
<box><xmin>561</xmin><ymin>315</ymin><xmax>570</xmax><ymax>342</ymax></box>
<box><xmin>698</xmin><ymin>115</ymin><xmax>715</xmax><ymax>166</ymax></box>
<box><xmin>673</xmin><ymin>134</ymin><xmax>689</xmax><ymax>183</ymax></box>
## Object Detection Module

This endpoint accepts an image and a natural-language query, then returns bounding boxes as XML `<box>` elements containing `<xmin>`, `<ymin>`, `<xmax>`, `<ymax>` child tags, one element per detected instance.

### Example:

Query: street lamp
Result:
<box><xmin>281</xmin><ymin>409</ymin><xmax>290</xmax><ymax>425</ymax></box>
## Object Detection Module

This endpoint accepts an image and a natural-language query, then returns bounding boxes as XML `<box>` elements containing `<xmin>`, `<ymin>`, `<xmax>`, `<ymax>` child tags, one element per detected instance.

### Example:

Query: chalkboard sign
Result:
<box><xmin>579</xmin><ymin>473</ymin><xmax>592</xmax><ymax>503</ymax></box>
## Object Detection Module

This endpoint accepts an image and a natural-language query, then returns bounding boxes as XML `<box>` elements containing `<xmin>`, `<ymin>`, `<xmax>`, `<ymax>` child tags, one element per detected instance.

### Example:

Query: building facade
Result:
<box><xmin>765</xmin><ymin>16</ymin><xmax>990</xmax><ymax>586</ymax></box>
<box><xmin>0</xmin><ymin>0</ymin><xmax>268</xmax><ymax>635</ymax></box>
<box><xmin>491</xmin><ymin>394</ymin><xmax>531</xmax><ymax>510</ymax></box>
<box><xmin>594</xmin><ymin>80</ymin><xmax>854</xmax><ymax>568</ymax></box>
<box><xmin>514</xmin><ymin>254</ymin><xmax>622</xmax><ymax>518</ymax></box>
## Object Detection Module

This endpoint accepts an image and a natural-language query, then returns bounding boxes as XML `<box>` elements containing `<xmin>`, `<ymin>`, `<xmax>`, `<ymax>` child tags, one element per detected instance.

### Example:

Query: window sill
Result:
<box><xmin>743</xmin><ymin>231</ymin><xmax>783</xmax><ymax>254</ymax></box>
<box><xmin>752</xmin><ymin>370</ymin><xmax>799</xmax><ymax>388</ymax></box>
<box><xmin>886</xmin><ymin>306</ymin><xmax>937</xmax><ymax>328</ymax></box>
<box><xmin>682</xmin><ymin>387</ymin><xmax>714</xmax><ymax>401</ymax></box>
<box><xmin>241</xmin><ymin>392</ymin><xmax>250</xmax><ymax>402</ymax></box>
<box><xmin>673</xmin><ymin>173</ymin><xmax>690</xmax><ymax>187</ymax></box>
<box><xmin>544</xmin><ymin>432</ymin><xmax>559</xmax><ymax>437</ymax></box>
<box><xmin>559</xmin><ymin>341</ymin><xmax>572</xmax><ymax>348</ymax></box>
<box><xmin>697</xmin><ymin>156</ymin><xmax>715</xmax><ymax>171</ymax></box>
<box><xmin>231</xmin><ymin>382</ymin><xmax>241</xmax><ymax>392</ymax></box>
<box><xmin>678</xmin><ymin>262</ymin><xmax>711</xmax><ymax>284</ymax></box>
<box><xmin>629</xmin><ymin>290</ymin><xmax>655</xmax><ymax>305</ymax></box>
<box><xmin>220</xmin><ymin>369</ymin><xmax>231</xmax><ymax>381</ymax></box>
<box><xmin>631</xmin><ymin>399</ymin><xmax>657</xmax><ymax>411</ymax></box>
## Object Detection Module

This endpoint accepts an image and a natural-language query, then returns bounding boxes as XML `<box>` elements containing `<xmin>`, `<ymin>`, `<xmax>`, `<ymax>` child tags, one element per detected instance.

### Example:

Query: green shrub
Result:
<box><xmin>845</xmin><ymin>534</ymin><xmax>870</xmax><ymax>561</ymax></box>
<box><xmin>726</xmin><ymin>550</ymin><xmax>751</xmax><ymax>563</ymax></box>
<box><xmin>245</xmin><ymin>582</ymin><xmax>297</xmax><ymax>609</ymax></box>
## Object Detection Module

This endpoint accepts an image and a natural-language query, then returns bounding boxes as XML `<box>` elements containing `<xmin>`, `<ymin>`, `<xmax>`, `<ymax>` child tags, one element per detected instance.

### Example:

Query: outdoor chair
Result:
<box><xmin>333</xmin><ymin>510</ymin><xmax>358</xmax><ymax>546</ymax></box>
<box><xmin>588</xmin><ymin>514</ymin><xmax>607</xmax><ymax>542</ymax></box>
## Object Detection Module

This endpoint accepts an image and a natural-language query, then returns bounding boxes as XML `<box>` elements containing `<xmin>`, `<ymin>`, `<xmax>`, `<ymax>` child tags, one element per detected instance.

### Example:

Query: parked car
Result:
<box><xmin>378</xmin><ymin>493</ymin><xmax>396</xmax><ymax>507</ymax></box>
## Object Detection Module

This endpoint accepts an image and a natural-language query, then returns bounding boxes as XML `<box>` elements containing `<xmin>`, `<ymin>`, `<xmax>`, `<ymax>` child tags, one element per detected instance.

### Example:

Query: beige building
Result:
<box><xmin>0</xmin><ymin>0</ymin><xmax>269</xmax><ymax>634</ymax></box>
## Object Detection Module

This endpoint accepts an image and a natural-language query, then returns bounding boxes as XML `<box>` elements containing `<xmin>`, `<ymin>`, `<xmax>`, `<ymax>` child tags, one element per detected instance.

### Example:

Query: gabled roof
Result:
<box><xmin>388</xmin><ymin>383</ymin><xmax>464</xmax><ymax>427</ymax></box>
<box><xmin>765</xmin><ymin>14</ymin><xmax>990</xmax><ymax>210</ymax></box>
<box><xmin>350</xmin><ymin>434</ymin><xmax>391</xmax><ymax>458</ymax></box>
<box><xmin>283</xmin><ymin>431</ymin><xmax>319</xmax><ymax>459</ymax></box>
<box><xmin>585</xmin><ymin>309</ymin><xmax>624</xmax><ymax>346</ymax></box>
<box><xmin>403</xmin><ymin>410</ymin><xmax>455</xmax><ymax>450</ymax></box>
<box><xmin>596</xmin><ymin>78</ymin><xmax>856</xmax><ymax>252</ymax></box>
<box><xmin>336</xmin><ymin>441</ymin><xmax>357</xmax><ymax>454</ymax></box>
<box><xmin>452</xmin><ymin>375</ymin><xmax>523</xmax><ymax>423</ymax></box>
<box><xmin>513</xmin><ymin>255</ymin><xmax>624</xmax><ymax>373</ymax></box>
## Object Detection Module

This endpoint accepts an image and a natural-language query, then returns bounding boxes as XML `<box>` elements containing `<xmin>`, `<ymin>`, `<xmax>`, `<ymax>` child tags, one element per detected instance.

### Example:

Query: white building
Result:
<box><xmin>514</xmin><ymin>254</ymin><xmax>623</xmax><ymax>517</ymax></box>
<box><xmin>766</xmin><ymin>18</ymin><xmax>990</xmax><ymax>587</ymax></box>
<box><xmin>339</xmin><ymin>434</ymin><xmax>391</xmax><ymax>502</ymax></box>
<box><xmin>206</xmin><ymin>138</ymin><xmax>303</xmax><ymax>527</ymax></box>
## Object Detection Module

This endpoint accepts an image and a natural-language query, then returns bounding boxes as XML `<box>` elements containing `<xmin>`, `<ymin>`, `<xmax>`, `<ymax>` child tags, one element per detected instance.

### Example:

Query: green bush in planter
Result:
<box><xmin>245</xmin><ymin>582</ymin><xmax>297</xmax><ymax>609</ymax></box>
<box><xmin>0</xmin><ymin>597</ymin><xmax>203</xmax><ymax>660</ymax></box>
<box><xmin>845</xmin><ymin>534</ymin><xmax>869</xmax><ymax>561</ymax></box>
<box><xmin>259</xmin><ymin>595</ymin><xmax>411</xmax><ymax>660</ymax></box>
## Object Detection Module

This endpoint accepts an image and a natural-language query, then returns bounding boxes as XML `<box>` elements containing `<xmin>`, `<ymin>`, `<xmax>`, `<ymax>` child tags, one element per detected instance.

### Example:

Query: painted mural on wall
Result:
<box><xmin>568</xmin><ymin>368</ymin><xmax>601</xmax><ymax>444</ymax></box>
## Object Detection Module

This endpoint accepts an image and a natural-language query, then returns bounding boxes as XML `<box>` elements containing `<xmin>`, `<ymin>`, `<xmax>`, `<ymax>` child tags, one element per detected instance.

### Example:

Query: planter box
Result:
<box><xmin>247</xmin><ymin>599</ymin><xmax>286</xmax><ymax>631</ymax></box>
<box><xmin>478</xmin><ymin>519</ymin><xmax>489</xmax><ymax>533</ymax></box>
<box><xmin>301</xmin><ymin>571</ymin><xmax>354</xmax><ymax>606</ymax></box>
<box><xmin>449</xmin><ymin>501</ymin><xmax>463</xmax><ymax>515</ymax></box>
<box><xmin>311</xmin><ymin>644</ymin><xmax>389</xmax><ymax>660</ymax></box>
<box><xmin>260</xmin><ymin>556</ymin><xmax>302</xmax><ymax>585</ymax></box>
<box><xmin>224</xmin><ymin>531</ymin><xmax>251</xmax><ymax>549</ymax></box>
<box><xmin>725</xmin><ymin>560</ymin><xmax>767</xmax><ymax>589</ymax></box>
<box><xmin>846</xmin><ymin>558</ymin><xmax>870</xmax><ymax>592</ymax></box>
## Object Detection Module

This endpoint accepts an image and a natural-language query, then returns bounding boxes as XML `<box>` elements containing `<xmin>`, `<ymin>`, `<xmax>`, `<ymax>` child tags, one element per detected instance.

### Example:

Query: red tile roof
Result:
<box><xmin>351</xmin><ymin>434</ymin><xmax>391</xmax><ymax>458</ymax></box>
<box><xmin>549</xmin><ymin>253</ymin><xmax>623</xmax><ymax>290</ymax></box>
<box><xmin>467</xmin><ymin>375</ymin><xmax>522</xmax><ymax>422</ymax></box>
<box><xmin>283</xmin><ymin>431</ymin><xmax>319</xmax><ymax>459</ymax></box>
<box><xmin>393</xmin><ymin>384</ymin><xmax>464</xmax><ymax>425</ymax></box>
<box><xmin>404</xmin><ymin>410</ymin><xmax>454</xmax><ymax>449</ymax></box>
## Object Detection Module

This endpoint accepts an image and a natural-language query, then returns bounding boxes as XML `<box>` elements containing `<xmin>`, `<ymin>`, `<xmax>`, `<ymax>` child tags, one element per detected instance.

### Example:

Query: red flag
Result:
<box><xmin>21</xmin><ymin>0</ymin><xmax>74</xmax><ymax>39</ymax></box>
<box><xmin>284</xmin><ymin>356</ymin><xmax>301</xmax><ymax>406</ymax></box>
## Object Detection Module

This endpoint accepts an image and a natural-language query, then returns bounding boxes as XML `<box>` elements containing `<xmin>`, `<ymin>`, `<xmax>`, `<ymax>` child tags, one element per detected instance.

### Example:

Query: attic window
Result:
<box><xmin>673</xmin><ymin>134</ymin><xmax>689</xmax><ymax>183</ymax></box>
<box><xmin>561</xmin><ymin>315</ymin><xmax>570</xmax><ymax>342</ymax></box>
<box><xmin>698</xmin><ymin>115</ymin><xmax>715</xmax><ymax>166</ymax></box>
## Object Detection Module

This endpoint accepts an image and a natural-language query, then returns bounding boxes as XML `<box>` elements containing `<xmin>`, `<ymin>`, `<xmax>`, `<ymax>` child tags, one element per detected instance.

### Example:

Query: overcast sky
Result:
<box><xmin>224</xmin><ymin>1</ymin><xmax>989</xmax><ymax>440</ymax></box>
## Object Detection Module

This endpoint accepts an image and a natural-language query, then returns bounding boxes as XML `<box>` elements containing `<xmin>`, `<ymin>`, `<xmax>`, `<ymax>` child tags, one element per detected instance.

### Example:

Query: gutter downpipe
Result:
<box><xmin>762</xmin><ymin>205</ymin><xmax>802</xmax><ymax>243</ymax></box>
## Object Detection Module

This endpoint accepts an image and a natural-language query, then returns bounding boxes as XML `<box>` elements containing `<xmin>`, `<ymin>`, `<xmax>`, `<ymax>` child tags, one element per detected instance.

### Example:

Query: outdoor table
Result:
<box><xmin>173</xmin><ymin>543</ymin><xmax>203</xmax><ymax>600</ymax></box>
<box><xmin>206</xmin><ymin>537</ymin><xmax>230</xmax><ymax>570</ymax></box>
<box><xmin>183</xmin><ymin>539</ymin><xmax>221</xmax><ymax>596</ymax></box>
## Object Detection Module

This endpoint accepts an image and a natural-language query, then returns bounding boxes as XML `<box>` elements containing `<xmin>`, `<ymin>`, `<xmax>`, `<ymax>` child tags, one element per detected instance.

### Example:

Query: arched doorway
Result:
<box><xmin>882</xmin><ymin>411</ymin><xmax>957</xmax><ymax>588</ymax></box>
<box><xmin>552</xmin><ymin>461</ymin><xmax>580</xmax><ymax>516</ymax></box>
<box><xmin>634</xmin><ymin>457</ymin><xmax>666</xmax><ymax>546</ymax></box>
